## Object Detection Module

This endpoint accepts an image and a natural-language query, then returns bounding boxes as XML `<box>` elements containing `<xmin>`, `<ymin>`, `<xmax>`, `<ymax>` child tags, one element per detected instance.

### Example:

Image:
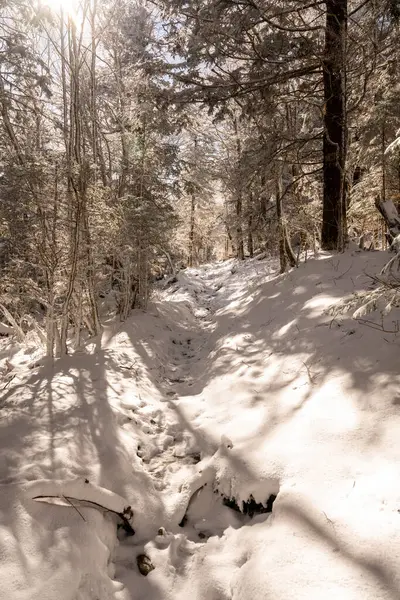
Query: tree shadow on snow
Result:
<box><xmin>0</xmin><ymin>343</ymin><xmax>164</xmax><ymax>521</ymax></box>
<box><xmin>2</xmin><ymin>252</ymin><xmax>400</xmax><ymax>599</ymax></box>
<box><xmin>279</xmin><ymin>499</ymin><xmax>400</xmax><ymax>599</ymax></box>
<box><xmin>106</xmin><ymin>252</ymin><xmax>400</xmax><ymax>457</ymax></box>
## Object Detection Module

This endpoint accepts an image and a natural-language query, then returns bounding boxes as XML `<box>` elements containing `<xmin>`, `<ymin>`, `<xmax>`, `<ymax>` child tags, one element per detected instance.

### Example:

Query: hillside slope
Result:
<box><xmin>1</xmin><ymin>249</ymin><xmax>400</xmax><ymax>600</ymax></box>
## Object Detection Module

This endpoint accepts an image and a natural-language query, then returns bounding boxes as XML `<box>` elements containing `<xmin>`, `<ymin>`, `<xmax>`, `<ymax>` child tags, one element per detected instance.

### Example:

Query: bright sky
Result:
<box><xmin>41</xmin><ymin>0</ymin><xmax>80</xmax><ymax>18</ymax></box>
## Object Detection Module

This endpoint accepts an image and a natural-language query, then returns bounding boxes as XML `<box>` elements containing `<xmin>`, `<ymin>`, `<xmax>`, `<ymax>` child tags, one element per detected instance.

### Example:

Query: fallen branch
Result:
<box><xmin>363</xmin><ymin>271</ymin><xmax>399</xmax><ymax>288</ymax></box>
<box><xmin>33</xmin><ymin>494</ymin><xmax>135</xmax><ymax>535</ymax></box>
<box><xmin>62</xmin><ymin>494</ymin><xmax>86</xmax><ymax>522</ymax></box>
<box><xmin>356</xmin><ymin>319</ymin><xmax>399</xmax><ymax>334</ymax></box>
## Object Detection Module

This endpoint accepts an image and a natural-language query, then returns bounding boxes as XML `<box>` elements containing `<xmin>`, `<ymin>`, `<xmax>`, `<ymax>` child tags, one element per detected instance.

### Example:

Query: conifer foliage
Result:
<box><xmin>1</xmin><ymin>0</ymin><xmax>400</xmax><ymax>350</ymax></box>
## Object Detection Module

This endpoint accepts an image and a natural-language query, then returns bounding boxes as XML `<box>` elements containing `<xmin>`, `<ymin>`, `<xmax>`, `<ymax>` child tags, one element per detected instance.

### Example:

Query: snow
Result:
<box><xmin>2</xmin><ymin>248</ymin><xmax>400</xmax><ymax>599</ymax></box>
<box><xmin>0</xmin><ymin>322</ymin><xmax>14</xmax><ymax>335</ymax></box>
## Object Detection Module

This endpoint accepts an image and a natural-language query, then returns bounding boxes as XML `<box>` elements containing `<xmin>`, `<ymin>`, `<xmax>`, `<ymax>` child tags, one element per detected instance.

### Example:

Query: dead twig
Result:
<box><xmin>301</xmin><ymin>360</ymin><xmax>317</xmax><ymax>385</ymax></box>
<box><xmin>32</xmin><ymin>495</ymin><xmax>135</xmax><ymax>535</ymax></box>
<box><xmin>62</xmin><ymin>494</ymin><xmax>86</xmax><ymax>522</ymax></box>
<box><xmin>356</xmin><ymin>319</ymin><xmax>399</xmax><ymax>333</ymax></box>
<box><xmin>322</xmin><ymin>511</ymin><xmax>335</xmax><ymax>528</ymax></box>
<box><xmin>332</xmin><ymin>262</ymin><xmax>353</xmax><ymax>281</ymax></box>
<box><xmin>329</xmin><ymin>315</ymin><xmax>342</xmax><ymax>329</ymax></box>
<box><xmin>364</xmin><ymin>271</ymin><xmax>400</xmax><ymax>289</ymax></box>
<box><xmin>1</xmin><ymin>373</ymin><xmax>16</xmax><ymax>390</ymax></box>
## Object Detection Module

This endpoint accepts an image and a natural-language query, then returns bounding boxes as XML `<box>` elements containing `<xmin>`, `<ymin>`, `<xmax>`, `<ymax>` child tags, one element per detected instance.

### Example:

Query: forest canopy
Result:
<box><xmin>1</xmin><ymin>0</ymin><xmax>400</xmax><ymax>354</ymax></box>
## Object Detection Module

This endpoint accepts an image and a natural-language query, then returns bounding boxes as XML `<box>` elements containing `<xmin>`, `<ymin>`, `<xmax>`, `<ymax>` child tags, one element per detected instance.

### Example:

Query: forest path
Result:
<box><xmin>160</xmin><ymin>270</ymin><xmax>217</xmax><ymax>395</ymax></box>
<box><xmin>125</xmin><ymin>264</ymin><xmax>234</xmax><ymax>515</ymax></box>
<box><xmin>4</xmin><ymin>252</ymin><xmax>400</xmax><ymax>600</ymax></box>
<box><xmin>115</xmin><ymin>250</ymin><xmax>400</xmax><ymax>600</ymax></box>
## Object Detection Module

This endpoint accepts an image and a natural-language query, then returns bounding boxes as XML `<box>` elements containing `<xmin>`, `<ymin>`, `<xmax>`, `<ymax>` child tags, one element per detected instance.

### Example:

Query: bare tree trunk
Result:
<box><xmin>247</xmin><ymin>192</ymin><xmax>254</xmax><ymax>258</ymax></box>
<box><xmin>83</xmin><ymin>210</ymin><xmax>101</xmax><ymax>334</ymax></box>
<box><xmin>224</xmin><ymin>199</ymin><xmax>234</xmax><ymax>257</ymax></box>
<box><xmin>45</xmin><ymin>163</ymin><xmax>61</xmax><ymax>358</ymax></box>
<box><xmin>236</xmin><ymin>192</ymin><xmax>245</xmax><ymax>260</ymax></box>
<box><xmin>60</xmin><ymin>10</ymin><xmax>101</xmax><ymax>352</ymax></box>
<box><xmin>260</xmin><ymin>172</ymin><xmax>267</xmax><ymax>220</ymax></box>
<box><xmin>233</xmin><ymin>116</ymin><xmax>245</xmax><ymax>260</ymax></box>
<box><xmin>321</xmin><ymin>0</ymin><xmax>348</xmax><ymax>250</ymax></box>
<box><xmin>226</xmin><ymin>224</ymin><xmax>236</xmax><ymax>255</ymax></box>
<box><xmin>276</xmin><ymin>170</ymin><xmax>297</xmax><ymax>273</ymax></box>
<box><xmin>188</xmin><ymin>135</ymin><xmax>197</xmax><ymax>267</ymax></box>
<box><xmin>247</xmin><ymin>217</ymin><xmax>254</xmax><ymax>258</ymax></box>
<box><xmin>382</xmin><ymin>121</ymin><xmax>386</xmax><ymax>203</ymax></box>
<box><xmin>60</xmin><ymin>16</ymin><xmax>79</xmax><ymax>354</ymax></box>
<box><xmin>88</xmin><ymin>0</ymin><xmax>107</xmax><ymax>186</ymax></box>
<box><xmin>188</xmin><ymin>192</ymin><xmax>196</xmax><ymax>267</ymax></box>
<box><xmin>276</xmin><ymin>173</ymin><xmax>287</xmax><ymax>273</ymax></box>
<box><xmin>284</xmin><ymin>226</ymin><xmax>297</xmax><ymax>268</ymax></box>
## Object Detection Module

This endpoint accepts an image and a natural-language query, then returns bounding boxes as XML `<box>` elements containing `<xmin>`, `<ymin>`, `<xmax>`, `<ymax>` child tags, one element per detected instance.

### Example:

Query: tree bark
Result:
<box><xmin>276</xmin><ymin>170</ymin><xmax>297</xmax><ymax>273</ymax></box>
<box><xmin>233</xmin><ymin>117</ymin><xmax>244</xmax><ymax>260</ymax></box>
<box><xmin>247</xmin><ymin>215</ymin><xmax>254</xmax><ymax>258</ymax></box>
<box><xmin>247</xmin><ymin>192</ymin><xmax>254</xmax><ymax>258</ymax></box>
<box><xmin>321</xmin><ymin>0</ymin><xmax>348</xmax><ymax>250</ymax></box>
<box><xmin>381</xmin><ymin>121</ymin><xmax>386</xmax><ymax>203</ymax></box>
<box><xmin>260</xmin><ymin>172</ymin><xmax>268</xmax><ymax>220</ymax></box>
<box><xmin>188</xmin><ymin>135</ymin><xmax>197</xmax><ymax>267</ymax></box>
<box><xmin>188</xmin><ymin>192</ymin><xmax>196</xmax><ymax>267</ymax></box>
<box><xmin>276</xmin><ymin>173</ymin><xmax>287</xmax><ymax>273</ymax></box>
<box><xmin>236</xmin><ymin>192</ymin><xmax>245</xmax><ymax>260</ymax></box>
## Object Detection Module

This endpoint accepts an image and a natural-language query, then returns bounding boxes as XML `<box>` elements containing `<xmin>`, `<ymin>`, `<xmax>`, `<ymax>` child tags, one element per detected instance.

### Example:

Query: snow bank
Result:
<box><xmin>0</xmin><ymin>482</ymin><xmax>126</xmax><ymax>600</ymax></box>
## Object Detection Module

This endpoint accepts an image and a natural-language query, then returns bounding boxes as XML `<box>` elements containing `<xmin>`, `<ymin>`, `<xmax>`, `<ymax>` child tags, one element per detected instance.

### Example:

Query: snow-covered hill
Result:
<box><xmin>2</xmin><ymin>248</ymin><xmax>400</xmax><ymax>600</ymax></box>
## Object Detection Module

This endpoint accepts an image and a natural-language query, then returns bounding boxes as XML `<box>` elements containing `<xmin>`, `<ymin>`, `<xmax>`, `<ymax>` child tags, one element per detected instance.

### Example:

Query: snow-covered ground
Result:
<box><xmin>2</xmin><ymin>248</ymin><xmax>400</xmax><ymax>600</ymax></box>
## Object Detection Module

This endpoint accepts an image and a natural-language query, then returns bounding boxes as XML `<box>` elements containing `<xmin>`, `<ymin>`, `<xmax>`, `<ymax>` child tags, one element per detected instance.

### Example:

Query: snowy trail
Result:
<box><xmin>120</xmin><ymin>267</ymin><xmax>232</xmax><ymax>521</ymax></box>
<box><xmin>3</xmin><ymin>251</ymin><xmax>400</xmax><ymax>600</ymax></box>
<box><xmin>114</xmin><ymin>254</ymin><xmax>400</xmax><ymax>600</ymax></box>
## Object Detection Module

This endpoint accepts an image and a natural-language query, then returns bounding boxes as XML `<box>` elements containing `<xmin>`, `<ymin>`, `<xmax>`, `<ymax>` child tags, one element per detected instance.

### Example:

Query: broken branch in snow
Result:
<box><xmin>27</xmin><ymin>478</ymin><xmax>135</xmax><ymax>536</ymax></box>
<box><xmin>33</xmin><ymin>494</ymin><xmax>135</xmax><ymax>535</ymax></box>
<box><xmin>355</xmin><ymin>319</ymin><xmax>399</xmax><ymax>334</ymax></box>
<box><xmin>62</xmin><ymin>494</ymin><xmax>86</xmax><ymax>522</ymax></box>
<box><xmin>363</xmin><ymin>271</ymin><xmax>400</xmax><ymax>289</ymax></box>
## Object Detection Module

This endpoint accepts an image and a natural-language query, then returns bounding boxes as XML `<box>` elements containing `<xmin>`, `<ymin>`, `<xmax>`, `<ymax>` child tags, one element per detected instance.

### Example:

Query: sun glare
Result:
<box><xmin>41</xmin><ymin>0</ymin><xmax>78</xmax><ymax>17</ymax></box>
